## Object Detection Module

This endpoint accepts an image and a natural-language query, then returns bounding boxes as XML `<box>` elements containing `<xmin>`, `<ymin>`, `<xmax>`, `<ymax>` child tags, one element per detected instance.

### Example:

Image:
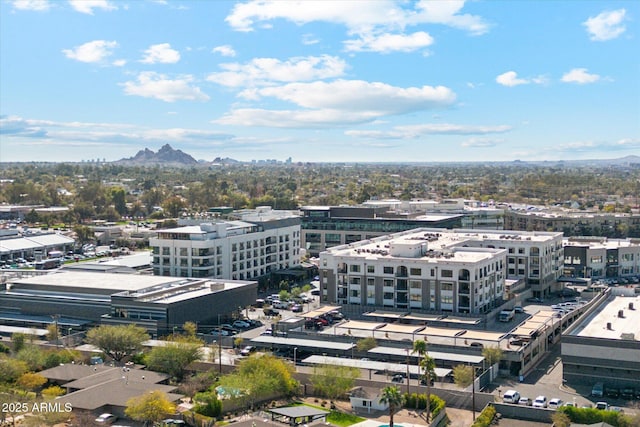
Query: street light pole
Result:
<box><xmin>293</xmin><ymin>347</ymin><xmax>298</xmax><ymax>367</ymax></box>
<box><xmin>406</xmin><ymin>348</ymin><xmax>410</xmax><ymax>395</ymax></box>
<box><xmin>472</xmin><ymin>365</ymin><xmax>476</xmax><ymax>421</ymax></box>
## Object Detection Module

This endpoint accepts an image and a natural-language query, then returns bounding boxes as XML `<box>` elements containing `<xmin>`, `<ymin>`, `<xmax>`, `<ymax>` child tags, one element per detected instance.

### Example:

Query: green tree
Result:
<box><xmin>17</xmin><ymin>372</ymin><xmax>47</xmax><ymax>391</ymax></box>
<box><xmin>11</xmin><ymin>332</ymin><xmax>27</xmax><ymax>353</ymax></box>
<box><xmin>46</xmin><ymin>323</ymin><xmax>59</xmax><ymax>342</ymax></box>
<box><xmin>413</xmin><ymin>339</ymin><xmax>436</xmax><ymax>422</ymax></box>
<box><xmin>0</xmin><ymin>355</ymin><xmax>28</xmax><ymax>383</ymax></box>
<box><xmin>125</xmin><ymin>390</ymin><xmax>176</xmax><ymax>425</ymax></box>
<box><xmin>379</xmin><ymin>386</ymin><xmax>403</xmax><ymax>427</ymax></box>
<box><xmin>145</xmin><ymin>341</ymin><xmax>202</xmax><ymax>381</ymax></box>
<box><xmin>193</xmin><ymin>391</ymin><xmax>222</xmax><ymax>418</ymax></box>
<box><xmin>310</xmin><ymin>364</ymin><xmax>360</xmax><ymax>401</ymax></box>
<box><xmin>73</xmin><ymin>224</ymin><xmax>94</xmax><ymax>244</ymax></box>
<box><xmin>16</xmin><ymin>346</ymin><xmax>46</xmax><ymax>371</ymax></box>
<box><xmin>182</xmin><ymin>321</ymin><xmax>198</xmax><ymax>340</ymax></box>
<box><xmin>85</xmin><ymin>324</ymin><xmax>149</xmax><ymax>362</ymax></box>
<box><xmin>453</xmin><ymin>364</ymin><xmax>474</xmax><ymax>388</ymax></box>
<box><xmin>482</xmin><ymin>346</ymin><xmax>503</xmax><ymax>366</ymax></box>
<box><xmin>218</xmin><ymin>354</ymin><xmax>297</xmax><ymax>410</ymax></box>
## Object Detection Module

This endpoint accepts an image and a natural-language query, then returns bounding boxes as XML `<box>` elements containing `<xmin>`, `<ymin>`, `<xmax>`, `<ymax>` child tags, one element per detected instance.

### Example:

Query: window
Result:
<box><xmin>410</xmin><ymin>280</ymin><xmax>421</xmax><ymax>289</ymax></box>
<box><xmin>367</xmin><ymin>265</ymin><xmax>375</xmax><ymax>273</ymax></box>
<box><xmin>441</xmin><ymin>295</ymin><xmax>453</xmax><ymax>304</ymax></box>
<box><xmin>350</xmin><ymin>264</ymin><xmax>361</xmax><ymax>273</ymax></box>
<box><xmin>410</xmin><ymin>267</ymin><xmax>421</xmax><ymax>276</ymax></box>
<box><xmin>383</xmin><ymin>292</ymin><xmax>394</xmax><ymax>300</ymax></box>
<box><xmin>383</xmin><ymin>279</ymin><xmax>394</xmax><ymax>288</ymax></box>
<box><xmin>383</xmin><ymin>266</ymin><xmax>394</xmax><ymax>274</ymax></box>
<box><xmin>441</xmin><ymin>282</ymin><xmax>453</xmax><ymax>291</ymax></box>
<box><xmin>441</xmin><ymin>269</ymin><xmax>453</xmax><ymax>278</ymax></box>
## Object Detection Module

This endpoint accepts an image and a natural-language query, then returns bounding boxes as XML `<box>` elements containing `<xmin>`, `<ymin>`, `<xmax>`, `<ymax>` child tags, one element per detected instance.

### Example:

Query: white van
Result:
<box><xmin>503</xmin><ymin>390</ymin><xmax>521</xmax><ymax>404</ymax></box>
<box><xmin>272</xmin><ymin>300</ymin><xmax>290</xmax><ymax>309</ymax></box>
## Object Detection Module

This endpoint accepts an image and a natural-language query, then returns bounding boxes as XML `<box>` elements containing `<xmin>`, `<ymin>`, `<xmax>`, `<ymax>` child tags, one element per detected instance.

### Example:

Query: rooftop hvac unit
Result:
<box><xmin>618</xmin><ymin>310</ymin><xmax>624</xmax><ymax>318</ymax></box>
<box><xmin>606</xmin><ymin>322</ymin><xmax>612</xmax><ymax>330</ymax></box>
<box><xmin>630</xmin><ymin>302</ymin><xmax>635</xmax><ymax>310</ymax></box>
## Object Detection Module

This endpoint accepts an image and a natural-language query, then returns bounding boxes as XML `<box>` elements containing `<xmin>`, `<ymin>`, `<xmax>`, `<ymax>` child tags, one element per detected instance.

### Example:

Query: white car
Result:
<box><xmin>518</xmin><ymin>397</ymin><xmax>532</xmax><ymax>406</ymax></box>
<box><xmin>548</xmin><ymin>398</ymin><xmax>563</xmax><ymax>409</ymax></box>
<box><xmin>95</xmin><ymin>413</ymin><xmax>118</xmax><ymax>424</ymax></box>
<box><xmin>533</xmin><ymin>396</ymin><xmax>548</xmax><ymax>408</ymax></box>
<box><xmin>232</xmin><ymin>320</ymin><xmax>251</xmax><ymax>329</ymax></box>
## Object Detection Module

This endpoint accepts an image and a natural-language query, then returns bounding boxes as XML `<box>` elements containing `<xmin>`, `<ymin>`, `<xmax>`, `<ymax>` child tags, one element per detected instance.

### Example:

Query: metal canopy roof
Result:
<box><xmin>301</xmin><ymin>355</ymin><xmax>452</xmax><ymax>378</ymax></box>
<box><xmin>368</xmin><ymin>346</ymin><xmax>485</xmax><ymax>364</ymax></box>
<box><xmin>250</xmin><ymin>335</ymin><xmax>355</xmax><ymax>351</ymax></box>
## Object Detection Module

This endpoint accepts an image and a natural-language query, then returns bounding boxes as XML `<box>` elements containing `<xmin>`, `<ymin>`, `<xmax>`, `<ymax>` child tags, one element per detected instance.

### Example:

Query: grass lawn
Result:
<box><xmin>288</xmin><ymin>402</ymin><xmax>365</xmax><ymax>427</ymax></box>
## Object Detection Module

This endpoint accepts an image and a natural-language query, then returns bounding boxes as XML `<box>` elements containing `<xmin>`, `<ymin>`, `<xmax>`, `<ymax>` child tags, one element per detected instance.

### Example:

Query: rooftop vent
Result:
<box><xmin>629</xmin><ymin>302</ymin><xmax>635</xmax><ymax>310</ymax></box>
<box><xmin>618</xmin><ymin>310</ymin><xmax>624</xmax><ymax>318</ymax></box>
<box><xmin>606</xmin><ymin>322</ymin><xmax>612</xmax><ymax>330</ymax></box>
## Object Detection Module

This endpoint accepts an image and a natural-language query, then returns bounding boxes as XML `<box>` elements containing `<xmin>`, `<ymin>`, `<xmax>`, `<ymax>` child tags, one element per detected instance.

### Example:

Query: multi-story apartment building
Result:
<box><xmin>504</xmin><ymin>207</ymin><xmax>640</xmax><ymax>238</ymax></box>
<box><xmin>319</xmin><ymin>228</ymin><xmax>563</xmax><ymax>313</ymax></box>
<box><xmin>301</xmin><ymin>200</ymin><xmax>503</xmax><ymax>258</ymax></box>
<box><xmin>563</xmin><ymin>236</ymin><xmax>640</xmax><ymax>279</ymax></box>
<box><xmin>150</xmin><ymin>207</ymin><xmax>301</xmax><ymax>284</ymax></box>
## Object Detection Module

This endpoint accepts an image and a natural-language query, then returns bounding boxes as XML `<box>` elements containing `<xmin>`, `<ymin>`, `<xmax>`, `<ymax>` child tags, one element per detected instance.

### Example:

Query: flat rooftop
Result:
<box><xmin>324</xmin><ymin>228</ymin><xmax>559</xmax><ymax>262</ymax></box>
<box><xmin>7</xmin><ymin>271</ymin><xmax>194</xmax><ymax>293</ymax></box>
<box><xmin>569</xmin><ymin>295</ymin><xmax>640</xmax><ymax>340</ymax></box>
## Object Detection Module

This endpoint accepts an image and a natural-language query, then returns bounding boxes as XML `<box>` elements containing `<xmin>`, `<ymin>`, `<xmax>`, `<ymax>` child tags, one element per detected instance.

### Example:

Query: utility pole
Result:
<box><xmin>406</xmin><ymin>348</ymin><xmax>410</xmax><ymax>395</ymax></box>
<box><xmin>472</xmin><ymin>365</ymin><xmax>476</xmax><ymax>421</ymax></box>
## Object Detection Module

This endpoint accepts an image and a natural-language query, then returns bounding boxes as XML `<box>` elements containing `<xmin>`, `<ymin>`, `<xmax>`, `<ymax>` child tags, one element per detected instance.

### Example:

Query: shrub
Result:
<box><xmin>471</xmin><ymin>404</ymin><xmax>496</xmax><ymax>427</ymax></box>
<box><xmin>42</xmin><ymin>385</ymin><xmax>66</xmax><ymax>399</ymax></box>
<box><xmin>193</xmin><ymin>391</ymin><xmax>222</xmax><ymax>418</ymax></box>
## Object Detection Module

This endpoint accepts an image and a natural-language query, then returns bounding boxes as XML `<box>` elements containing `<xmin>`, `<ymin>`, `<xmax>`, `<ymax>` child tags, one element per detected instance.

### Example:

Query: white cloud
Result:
<box><xmin>461</xmin><ymin>137</ymin><xmax>504</xmax><ymax>148</ymax></box>
<box><xmin>496</xmin><ymin>71</ymin><xmax>528</xmax><ymax>87</ymax></box>
<box><xmin>561</xmin><ymin>68</ymin><xmax>600</xmax><ymax>84</ymax></box>
<box><xmin>247</xmin><ymin>80</ymin><xmax>456</xmax><ymax>113</ymax></box>
<box><xmin>62</xmin><ymin>40</ymin><xmax>118</xmax><ymax>63</ymax></box>
<box><xmin>225</xmin><ymin>0</ymin><xmax>488</xmax><ymax>36</ymax></box>
<box><xmin>302</xmin><ymin>33</ymin><xmax>319</xmax><ymax>45</ymax></box>
<box><xmin>214</xmin><ymin>80</ymin><xmax>456</xmax><ymax>128</ymax></box>
<box><xmin>583</xmin><ymin>9</ymin><xmax>626</xmax><ymax>41</ymax></box>
<box><xmin>140</xmin><ymin>43</ymin><xmax>181</xmax><ymax>64</ymax></box>
<box><xmin>215</xmin><ymin>108</ymin><xmax>381</xmax><ymax>128</ymax></box>
<box><xmin>212</xmin><ymin>45</ymin><xmax>237</xmax><ymax>57</ymax></box>
<box><xmin>207</xmin><ymin>55</ymin><xmax>347</xmax><ymax>87</ymax></box>
<box><xmin>11</xmin><ymin>0</ymin><xmax>51</xmax><ymax>11</ymax></box>
<box><xmin>68</xmin><ymin>0</ymin><xmax>116</xmax><ymax>14</ymax></box>
<box><xmin>121</xmin><ymin>72</ymin><xmax>210</xmax><ymax>102</ymax></box>
<box><xmin>112</xmin><ymin>59</ymin><xmax>127</xmax><ymax>67</ymax></box>
<box><xmin>344</xmin><ymin>31</ymin><xmax>434</xmax><ymax>53</ymax></box>
<box><xmin>346</xmin><ymin>123</ymin><xmax>511</xmax><ymax>139</ymax></box>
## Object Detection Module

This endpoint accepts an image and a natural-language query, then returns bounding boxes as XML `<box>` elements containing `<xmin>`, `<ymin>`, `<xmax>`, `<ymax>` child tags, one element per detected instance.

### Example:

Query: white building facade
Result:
<box><xmin>319</xmin><ymin>228</ymin><xmax>563</xmax><ymax>313</ymax></box>
<box><xmin>150</xmin><ymin>207</ymin><xmax>301</xmax><ymax>282</ymax></box>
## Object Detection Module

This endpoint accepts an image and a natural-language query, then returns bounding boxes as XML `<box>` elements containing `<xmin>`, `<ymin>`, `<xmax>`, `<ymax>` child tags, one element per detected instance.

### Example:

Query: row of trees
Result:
<box><xmin>1</xmin><ymin>162</ymin><xmax>637</xmax><ymax>225</ymax></box>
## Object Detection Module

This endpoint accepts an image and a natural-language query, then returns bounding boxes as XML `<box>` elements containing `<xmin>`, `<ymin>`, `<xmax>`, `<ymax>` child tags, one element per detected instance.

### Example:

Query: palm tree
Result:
<box><xmin>412</xmin><ymin>339</ymin><xmax>435</xmax><ymax>421</ymax></box>
<box><xmin>379</xmin><ymin>386</ymin><xmax>403</xmax><ymax>427</ymax></box>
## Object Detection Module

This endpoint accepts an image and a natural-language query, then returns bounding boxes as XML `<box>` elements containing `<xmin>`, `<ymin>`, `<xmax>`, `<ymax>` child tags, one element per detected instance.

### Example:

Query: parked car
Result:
<box><xmin>95</xmin><ymin>413</ymin><xmax>118</xmax><ymax>425</ymax></box>
<box><xmin>503</xmin><ymin>390</ymin><xmax>520</xmax><ymax>404</ymax></box>
<box><xmin>240</xmin><ymin>345</ymin><xmax>256</xmax><ymax>356</ymax></box>
<box><xmin>591</xmin><ymin>382</ymin><xmax>604</xmax><ymax>397</ymax></box>
<box><xmin>518</xmin><ymin>397</ymin><xmax>532</xmax><ymax>406</ymax></box>
<box><xmin>391</xmin><ymin>374</ymin><xmax>405</xmax><ymax>383</ymax></box>
<box><xmin>232</xmin><ymin>320</ymin><xmax>251</xmax><ymax>329</ymax></box>
<box><xmin>595</xmin><ymin>401</ymin><xmax>609</xmax><ymax>410</ymax></box>
<box><xmin>548</xmin><ymin>398</ymin><xmax>563</xmax><ymax>409</ymax></box>
<box><xmin>526</xmin><ymin>297</ymin><xmax>544</xmax><ymax>303</ymax></box>
<box><xmin>263</xmin><ymin>308</ymin><xmax>279</xmax><ymax>316</ymax></box>
<box><xmin>532</xmin><ymin>396</ymin><xmax>548</xmax><ymax>408</ymax></box>
<box><xmin>621</xmin><ymin>387</ymin><xmax>635</xmax><ymax>399</ymax></box>
<box><xmin>606</xmin><ymin>387</ymin><xmax>620</xmax><ymax>399</ymax></box>
<box><xmin>210</xmin><ymin>328</ymin><xmax>231</xmax><ymax>337</ymax></box>
<box><xmin>514</xmin><ymin>305</ymin><xmax>524</xmax><ymax>313</ymax></box>
<box><xmin>291</xmin><ymin>304</ymin><xmax>303</xmax><ymax>313</ymax></box>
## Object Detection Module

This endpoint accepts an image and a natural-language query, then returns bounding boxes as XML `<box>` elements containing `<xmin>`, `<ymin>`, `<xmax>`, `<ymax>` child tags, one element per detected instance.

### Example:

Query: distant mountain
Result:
<box><xmin>116</xmin><ymin>144</ymin><xmax>199</xmax><ymax>165</ymax></box>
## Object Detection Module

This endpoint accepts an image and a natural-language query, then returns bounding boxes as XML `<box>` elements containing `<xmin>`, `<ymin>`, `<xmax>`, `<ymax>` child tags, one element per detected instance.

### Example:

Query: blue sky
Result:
<box><xmin>1</xmin><ymin>0</ymin><xmax>639</xmax><ymax>163</ymax></box>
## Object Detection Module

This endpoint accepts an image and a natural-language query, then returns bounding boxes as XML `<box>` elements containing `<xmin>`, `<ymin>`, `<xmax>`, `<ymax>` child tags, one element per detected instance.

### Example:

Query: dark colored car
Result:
<box><xmin>606</xmin><ymin>387</ymin><xmax>620</xmax><ymax>399</ymax></box>
<box><xmin>621</xmin><ymin>388</ymin><xmax>635</xmax><ymax>399</ymax></box>
<box><xmin>263</xmin><ymin>308</ymin><xmax>279</xmax><ymax>316</ymax></box>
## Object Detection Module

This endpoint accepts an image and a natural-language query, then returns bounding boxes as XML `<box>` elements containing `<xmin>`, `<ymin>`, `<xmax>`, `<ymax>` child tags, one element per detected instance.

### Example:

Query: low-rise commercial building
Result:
<box><xmin>562</xmin><ymin>290</ymin><xmax>640</xmax><ymax>389</ymax></box>
<box><xmin>563</xmin><ymin>236</ymin><xmax>640</xmax><ymax>280</ymax></box>
<box><xmin>0</xmin><ymin>271</ymin><xmax>257</xmax><ymax>337</ymax></box>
